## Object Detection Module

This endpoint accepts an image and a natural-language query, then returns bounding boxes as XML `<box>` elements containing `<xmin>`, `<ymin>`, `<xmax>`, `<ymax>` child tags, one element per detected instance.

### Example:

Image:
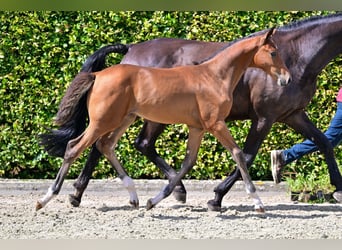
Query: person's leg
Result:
<box><xmin>271</xmin><ymin>102</ymin><xmax>342</xmax><ymax>183</ymax></box>
<box><xmin>324</xmin><ymin>102</ymin><xmax>342</xmax><ymax>147</ymax></box>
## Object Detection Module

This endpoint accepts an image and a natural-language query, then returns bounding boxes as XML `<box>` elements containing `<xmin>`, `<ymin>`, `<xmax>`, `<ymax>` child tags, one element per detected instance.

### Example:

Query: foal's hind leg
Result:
<box><xmin>96</xmin><ymin>115</ymin><xmax>139</xmax><ymax>208</ymax></box>
<box><xmin>135</xmin><ymin>120</ymin><xmax>187</xmax><ymax>203</ymax></box>
<box><xmin>209</xmin><ymin>121</ymin><xmax>264</xmax><ymax>212</ymax></box>
<box><xmin>36</xmin><ymin>129</ymin><xmax>99</xmax><ymax>210</ymax></box>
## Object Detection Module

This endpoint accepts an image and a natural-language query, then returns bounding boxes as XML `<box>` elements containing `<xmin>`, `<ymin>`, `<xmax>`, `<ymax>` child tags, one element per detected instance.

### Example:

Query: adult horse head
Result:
<box><xmin>37</xmin><ymin>28</ymin><xmax>290</xmax><ymax>211</ymax></box>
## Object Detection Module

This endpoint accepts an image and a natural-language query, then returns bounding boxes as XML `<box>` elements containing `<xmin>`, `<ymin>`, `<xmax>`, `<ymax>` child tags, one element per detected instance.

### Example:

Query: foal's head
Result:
<box><xmin>252</xmin><ymin>28</ymin><xmax>291</xmax><ymax>86</ymax></box>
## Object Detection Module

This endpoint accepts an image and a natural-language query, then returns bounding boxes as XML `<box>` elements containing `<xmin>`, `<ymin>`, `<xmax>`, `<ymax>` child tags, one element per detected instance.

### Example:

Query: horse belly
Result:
<box><xmin>135</xmin><ymin>102</ymin><xmax>200</xmax><ymax>127</ymax></box>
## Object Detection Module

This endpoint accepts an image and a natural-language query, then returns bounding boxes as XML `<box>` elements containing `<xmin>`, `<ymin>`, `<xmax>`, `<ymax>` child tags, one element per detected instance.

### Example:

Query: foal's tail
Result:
<box><xmin>39</xmin><ymin>43</ymin><xmax>128</xmax><ymax>157</ymax></box>
<box><xmin>39</xmin><ymin>72</ymin><xmax>95</xmax><ymax>157</ymax></box>
<box><xmin>81</xmin><ymin>43</ymin><xmax>129</xmax><ymax>72</ymax></box>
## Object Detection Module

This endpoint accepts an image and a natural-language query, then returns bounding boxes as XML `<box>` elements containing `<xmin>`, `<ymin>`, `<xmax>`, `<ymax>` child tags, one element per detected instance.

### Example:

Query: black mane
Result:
<box><xmin>195</xmin><ymin>13</ymin><xmax>341</xmax><ymax>65</ymax></box>
<box><xmin>279</xmin><ymin>12</ymin><xmax>342</xmax><ymax>31</ymax></box>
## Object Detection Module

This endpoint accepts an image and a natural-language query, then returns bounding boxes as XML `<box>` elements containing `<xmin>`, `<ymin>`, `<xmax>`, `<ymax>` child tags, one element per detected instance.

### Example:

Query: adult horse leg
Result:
<box><xmin>36</xmin><ymin>127</ymin><xmax>101</xmax><ymax>210</ymax></box>
<box><xmin>207</xmin><ymin>119</ymin><xmax>271</xmax><ymax>211</ymax></box>
<box><xmin>283</xmin><ymin>111</ymin><xmax>342</xmax><ymax>201</ymax></box>
<box><xmin>135</xmin><ymin>120</ymin><xmax>187</xmax><ymax>203</ymax></box>
<box><xmin>146</xmin><ymin>127</ymin><xmax>204</xmax><ymax>210</ymax></box>
<box><xmin>69</xmin><ymin>145</ymin><xmax>102</xmax><ymax>207</ymax></box>
<box><xmin>95</xmin><ymin>114</ymin><xmax>139</xmax><ymax>208</ymax></box>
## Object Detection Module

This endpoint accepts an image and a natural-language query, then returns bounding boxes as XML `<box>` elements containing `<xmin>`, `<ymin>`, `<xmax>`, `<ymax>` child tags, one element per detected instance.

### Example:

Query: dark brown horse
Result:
<box><xmin>37</xmin><ymin>28</ymin><xmax>290</xmax><ymax>211</ymax></box>
<box><xmin>40</xmin><ymin>13</ymin><xmax>342</xmax><ymax>211</ymax></box>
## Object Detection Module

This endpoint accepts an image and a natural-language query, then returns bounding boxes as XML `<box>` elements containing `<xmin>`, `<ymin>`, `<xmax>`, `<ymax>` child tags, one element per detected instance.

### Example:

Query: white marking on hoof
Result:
<box><xmin>147</xmin><ymin>185</ymin><xmax>168</xmax><ymax>208</ymax></box>
<box><xmin>122</xmin><ymin>176</ymin><xmax>139</xmax><ymax>207</ymax></box>
<box><xmin>248</xmin><ymin>192</ymin><xmax>265</xmax><ymax>212</ymax></box>
<box><xmin>37</xmin><ymin>187</ymin><xmax>56</xmax><ymax>210</ymax></box>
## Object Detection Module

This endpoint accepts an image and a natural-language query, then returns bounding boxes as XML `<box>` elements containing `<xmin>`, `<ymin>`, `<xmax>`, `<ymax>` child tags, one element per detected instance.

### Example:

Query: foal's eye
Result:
<box><xmin>270</xmin><ymin>51</ymin><xmax>277</xmax><ymax>58</ymax></box>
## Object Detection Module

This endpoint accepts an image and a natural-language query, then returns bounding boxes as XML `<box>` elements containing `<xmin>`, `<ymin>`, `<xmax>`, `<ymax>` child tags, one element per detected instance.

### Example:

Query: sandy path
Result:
<box><xmin>1</xmin><ymin>179</ymin><xmax>342</xmax><ymax>239</ymax></box>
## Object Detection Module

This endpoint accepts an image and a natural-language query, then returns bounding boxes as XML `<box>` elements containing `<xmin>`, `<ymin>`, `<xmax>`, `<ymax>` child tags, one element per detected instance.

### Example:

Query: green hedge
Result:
<box><xmin>1</xmin><ymin>11</ymin><xmax>341</xmax><ymax>183</ymax></box>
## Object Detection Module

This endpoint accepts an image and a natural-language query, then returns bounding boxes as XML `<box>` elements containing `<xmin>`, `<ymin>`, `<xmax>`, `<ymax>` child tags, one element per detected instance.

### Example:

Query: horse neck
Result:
<box><xmin>204</xmin><ymin>36</ymin><xmax>261</xmax><ymax>89</ymax></box>
<box><xmin>276</xmin><ymin>16</ymin><xmax>342</xmax><ymax>82</ymax></box>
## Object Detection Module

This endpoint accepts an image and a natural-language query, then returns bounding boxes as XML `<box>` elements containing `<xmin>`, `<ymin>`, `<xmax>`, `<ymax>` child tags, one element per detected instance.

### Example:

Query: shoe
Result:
<box><xmin>271</xmin><ymin>150</ymin><xmax>285</xmax><ymax>184</ymax></box>
<box><xmin>332</xmin><ymin>191</ymin><xmax>342</xmax><ymax>203</ymax></box>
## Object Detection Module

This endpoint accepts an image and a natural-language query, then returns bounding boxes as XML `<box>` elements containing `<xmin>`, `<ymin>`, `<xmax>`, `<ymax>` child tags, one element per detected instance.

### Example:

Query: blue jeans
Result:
<box><xmin>283</xmin><ymin>102</ymin><xmax>342</xmax><ymax>165</ymax></box>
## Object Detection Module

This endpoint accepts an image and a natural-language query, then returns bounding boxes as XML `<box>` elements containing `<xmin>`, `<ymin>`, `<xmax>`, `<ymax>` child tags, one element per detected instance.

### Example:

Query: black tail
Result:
<box><xmin>39</xmin><ymin>72</ymin><xmax>96</xmax><ymax>157</ymax></box>
<box><xmin>81</xmin><ymin>43</ymin><xmax>129</xmax><ymax>72</ymax></box>
<box><xmin>39</xmin><ymin>44</ymin><xmax>129</xmax><ymax>158</ymax></box>
<box><xmin>38</xmin><ymin>101</ymin><xmax>88</xmax><ymax>157</ymax></box>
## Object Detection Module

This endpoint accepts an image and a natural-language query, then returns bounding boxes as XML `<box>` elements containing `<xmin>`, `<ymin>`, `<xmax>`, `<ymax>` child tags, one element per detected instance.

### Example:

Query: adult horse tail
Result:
<box><xmin>81</xmin><ymin>43</ymin><xmax>129</xmax><ymax>72</ymax></box>
<box><xmin>39</xmin><ymin>72</ymin><xmax>95</xmax><ymax>157</ymax></box>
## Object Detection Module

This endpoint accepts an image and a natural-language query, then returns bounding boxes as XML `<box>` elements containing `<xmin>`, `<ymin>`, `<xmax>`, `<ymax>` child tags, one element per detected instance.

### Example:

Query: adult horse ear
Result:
<box><xmin>264</xmin><ymin>27</ymin><xmax>276</xmax><ymax>45</ymax></box>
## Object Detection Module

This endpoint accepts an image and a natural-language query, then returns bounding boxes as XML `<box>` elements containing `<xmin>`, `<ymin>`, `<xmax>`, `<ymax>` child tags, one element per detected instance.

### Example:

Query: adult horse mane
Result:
<box><xmin>279</xmin><ymin>12</ymin><xmax>341</xmax><ymax>30</ymax></box>
<box><xmin>40</xmin><ymin>13</ymin><xmax>342</xmax><ymax>211</ymax></box>
<box><xmin>37</xmin><ymin>28</ymin><xmax>290</xmax><ymax>211</ymax></box>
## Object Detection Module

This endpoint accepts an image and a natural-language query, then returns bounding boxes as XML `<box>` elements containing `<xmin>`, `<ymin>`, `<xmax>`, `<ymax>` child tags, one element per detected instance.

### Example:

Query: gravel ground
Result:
<box><xmin>1</xmin><ymin>179</ymin><xmax>342</xmax><ymax>239</ymax></box>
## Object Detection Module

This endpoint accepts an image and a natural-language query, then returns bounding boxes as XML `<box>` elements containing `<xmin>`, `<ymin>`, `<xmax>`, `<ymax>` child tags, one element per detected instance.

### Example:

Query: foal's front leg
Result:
<box><xmin>209</xmin><ymin>121</ymin><xmax>264</xmax><ymax>212</ymax></box>
<box><xmin>135</xmin><ymin>120</ymin><xmax>187</xmax><ymax>203</ymax></box>
<box><xmin>208</xmin><ymin>119</ymin><xmax>271</xmax><ymax>211</ymax></box>
<box><xmin>146</xmin><ymin>127</ymin><xmax>204</xmax><ymax>210</ymax></box>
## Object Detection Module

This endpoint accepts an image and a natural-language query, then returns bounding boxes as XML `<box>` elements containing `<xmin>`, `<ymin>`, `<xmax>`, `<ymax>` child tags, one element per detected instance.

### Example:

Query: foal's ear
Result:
<box><xmin>264</xmin><ymin>27</ymin><xmax>276</xmax><ymax>44</ymax></box>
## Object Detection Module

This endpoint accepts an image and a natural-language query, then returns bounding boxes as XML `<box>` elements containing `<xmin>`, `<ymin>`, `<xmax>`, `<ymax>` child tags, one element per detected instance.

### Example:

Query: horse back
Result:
<box><xmin>122</xmin><ymin>38</ymin><xmax>226</xmax><ymax>67</ymax></box>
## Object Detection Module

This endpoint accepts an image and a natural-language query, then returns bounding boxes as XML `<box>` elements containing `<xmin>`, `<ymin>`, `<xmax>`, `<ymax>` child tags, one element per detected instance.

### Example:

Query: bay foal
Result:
<box><xmin>36</xmin><ymin>28</ymin><xmax>290</xmax><ymax>211</ymax></box>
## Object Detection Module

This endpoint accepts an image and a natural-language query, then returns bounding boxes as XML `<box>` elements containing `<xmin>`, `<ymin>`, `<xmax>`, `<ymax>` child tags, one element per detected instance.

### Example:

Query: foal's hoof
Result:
<box><xmin>255</xmin><ymin>207</ymin><xmax>265</xmax><ymax>213</ymax></box>
<box><xmin>69</xmin><ymin>194</ymin><xmax>81</xmax><ymax>207</ymax></box>
<box><xmin>207</xmin><ymin>199</ymin><xmax>222</xmax><ymax>212</ymax></box>
<box><xmin>35</xmin><ymin>201</ymin><xmax>43</xmax><ymax>211</ymax></box>
<box><xmin>173</xmin><ymin>187</ymin><xmax>187</xmax><ymax>203</ymax></box>
<box><xmin>333</xmin><ymin>191</ymin><xmax>342</xmax><ymax>203</ymax></box>
<box><xmin>146</xmin><ymin>199</ymin><xmax>155</xmax><ymax>210</ymax></box>
<box><xmin>130</xmin><ymin>200</ymin><xmax>139</xmax><ymax>209</ymax></box>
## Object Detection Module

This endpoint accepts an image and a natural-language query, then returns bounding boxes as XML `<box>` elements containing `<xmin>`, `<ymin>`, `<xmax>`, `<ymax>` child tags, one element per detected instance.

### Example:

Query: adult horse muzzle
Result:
<box><xmin>277</xmin><ymin>70</ymin><xmax>291</xmax><ymax>86</ymax></box>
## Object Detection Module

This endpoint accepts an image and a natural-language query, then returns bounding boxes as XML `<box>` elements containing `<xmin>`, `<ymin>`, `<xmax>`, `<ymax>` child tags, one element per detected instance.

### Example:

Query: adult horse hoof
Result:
<box><xmin>332</xmin><ymin>191</ymin><xmax>342</xmax><ymax>203</ymax></box>
<box><xmin>35</xmin><ymin>201</ymin><xmax>43</xmax><ymax>211</ymax></box>
<box><xmin>173</xmin><ymin>187</ymin><xmax>187</xmax><ymax>203</ymax></box>
<box><xmin>69</xmin><ymin>194</ymin><xmax>81</xmax><ymax>207</ymax></box>
<box><xmin>130</xmin><ymin>200</ymin><xmax>139</xmax><ymax>209</ymax></box>
<box><xmin>207</xmin><ymin>199</ymin><xmax>222</xmax><ymax>212</ymax></box>
<box><xmin>146</xmin><ymin>199</ymin><xmax>155</xmax><ymax>210</ymax></box>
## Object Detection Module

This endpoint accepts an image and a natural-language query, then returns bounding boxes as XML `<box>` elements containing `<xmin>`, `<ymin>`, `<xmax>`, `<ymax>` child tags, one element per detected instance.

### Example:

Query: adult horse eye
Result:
<box><xmin>270</xmin><ymin>51</ymin><xmax>277</xmax><ymax>57</ymax></box>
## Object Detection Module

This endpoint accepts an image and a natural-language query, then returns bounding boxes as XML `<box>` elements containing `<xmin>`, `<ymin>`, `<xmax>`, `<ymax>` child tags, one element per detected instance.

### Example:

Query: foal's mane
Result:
<box><xmin>193</xmin><ymin>29</ymin><xmax>268</xmax><ymax>65</ymax></box>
